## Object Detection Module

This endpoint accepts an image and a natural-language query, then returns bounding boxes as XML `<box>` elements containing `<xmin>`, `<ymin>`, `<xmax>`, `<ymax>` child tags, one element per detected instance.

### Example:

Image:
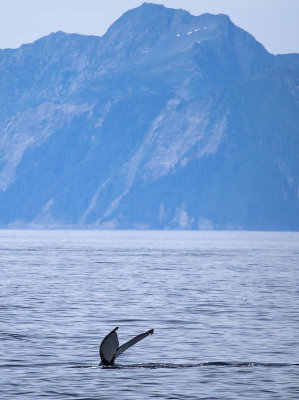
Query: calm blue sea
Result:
<box><xmin>1</xmin><ymin>230</ymin><xmax>298</xmax><ymax>399</ymax></box>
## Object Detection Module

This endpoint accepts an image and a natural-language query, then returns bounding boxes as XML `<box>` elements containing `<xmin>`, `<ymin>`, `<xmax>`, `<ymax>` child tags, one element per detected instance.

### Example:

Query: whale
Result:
<box><xmin>99</xmin><ymin>327</ymin><xmax>154</xmax><ymax>366</ymax></box>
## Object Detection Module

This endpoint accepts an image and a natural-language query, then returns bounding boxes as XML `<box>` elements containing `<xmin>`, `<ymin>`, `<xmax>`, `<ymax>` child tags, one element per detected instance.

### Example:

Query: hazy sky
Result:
<box><xmin>0</xmin><ymin>0</ymin><xmax>298</xmax><ymax>54</ymax></box>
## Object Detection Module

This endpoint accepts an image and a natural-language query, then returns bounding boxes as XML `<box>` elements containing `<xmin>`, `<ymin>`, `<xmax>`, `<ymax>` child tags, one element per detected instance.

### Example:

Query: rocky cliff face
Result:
<box><xmin>0</xmin><ymin>3</ymin><xmax>298</xmax><ymax>230</ymax></box>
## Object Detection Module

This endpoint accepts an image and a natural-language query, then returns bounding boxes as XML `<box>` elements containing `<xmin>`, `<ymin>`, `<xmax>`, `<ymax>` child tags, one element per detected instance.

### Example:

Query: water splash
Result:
<box><xmin>70</xmin><ymin>361</ymin><xmax>299</xmax><ymax>370</ymax></box>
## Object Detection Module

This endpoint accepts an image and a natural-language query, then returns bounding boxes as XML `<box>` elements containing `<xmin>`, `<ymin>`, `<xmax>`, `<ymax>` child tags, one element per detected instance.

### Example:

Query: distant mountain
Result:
<box><xmin>0</xmin><ymin>3</ymin><xmax>298</xmax><ymax>230</ymax></box>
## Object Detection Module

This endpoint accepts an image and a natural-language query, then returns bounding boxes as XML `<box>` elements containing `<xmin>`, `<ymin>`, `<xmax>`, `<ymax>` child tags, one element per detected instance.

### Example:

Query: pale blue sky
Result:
<box><xmin>0</xmin><ymin>0</ymin><xmax>298</xmax><ymax>54</ymax></box>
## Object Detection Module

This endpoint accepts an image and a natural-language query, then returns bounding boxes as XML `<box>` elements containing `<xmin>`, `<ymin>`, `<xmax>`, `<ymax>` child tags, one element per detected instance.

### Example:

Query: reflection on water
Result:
<box><xmin>1</xmin><ymin>230</ymin><xmax>298</xmax><ymax>399</ymax></box>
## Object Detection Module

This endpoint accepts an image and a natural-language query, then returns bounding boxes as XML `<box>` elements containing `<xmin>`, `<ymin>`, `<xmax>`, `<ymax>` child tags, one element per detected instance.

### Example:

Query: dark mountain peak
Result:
<box><xmin>97</xmin><ymin>3</ymin><xmax>272</xmax><ymax>79</ymax></box>
<box><xmin>100</xmin><ymin>3</ymin><xmax>238</xmax><ymax>64</ymax></box>
<box><xmin>125</xmin><ymin>2</ymin><xmax>188</xmax><ymax>16</ymax></box>
<box><xmin>135</xmin><ymin>2</ymin><xmax>169</xmax><ymax>11</ymax></box>
<box><xmin>106</xmin><ymin>2</ymin><xmax>231</xmax><ymax>36</ymax></box>
<box><xmin>104</xmin><ymin>2</ymin><xmax>181</xmax><ymax>37</ymax></box>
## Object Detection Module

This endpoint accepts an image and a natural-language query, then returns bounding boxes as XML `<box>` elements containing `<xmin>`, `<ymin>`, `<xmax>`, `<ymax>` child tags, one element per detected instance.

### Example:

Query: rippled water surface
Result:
<box><xmin>1</xmin><ymin>230</ymin><xmax>298</xmax><ymax>399</ymax></box>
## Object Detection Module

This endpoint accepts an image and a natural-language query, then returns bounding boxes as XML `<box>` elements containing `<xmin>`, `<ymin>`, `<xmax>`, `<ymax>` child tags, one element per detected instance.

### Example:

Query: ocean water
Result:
<box><xmin>1</xmin><ymin>230</ymin><xmax>298</xmax><ymax>399</ymax></box>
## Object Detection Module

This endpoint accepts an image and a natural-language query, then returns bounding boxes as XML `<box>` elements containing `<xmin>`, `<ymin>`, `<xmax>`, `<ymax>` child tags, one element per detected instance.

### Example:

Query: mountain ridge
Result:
<box><xmin>0</xmin><ymin>3</ymin><xmax>298</xmax><ymax>230</ymax></box>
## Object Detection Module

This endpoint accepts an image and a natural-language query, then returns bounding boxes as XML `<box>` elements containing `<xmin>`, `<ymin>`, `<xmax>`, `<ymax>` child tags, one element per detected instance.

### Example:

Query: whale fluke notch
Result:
<box><xmin>99</xmin><ymin>327</ymin><xmax>154</xmax><ymax>365</ymax></box>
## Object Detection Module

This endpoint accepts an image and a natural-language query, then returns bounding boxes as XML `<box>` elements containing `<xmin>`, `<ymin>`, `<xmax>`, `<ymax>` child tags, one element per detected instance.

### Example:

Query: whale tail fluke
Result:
<box><xmin>99</xmin><ymin>327</ymin><xmax>154</xmax><ymax>365</ymax></box>
<box><xmin>115</xmin><ymin>328</ymin><xmax>154</xmax><ymax>359</ymax></box>
<box><xmin>99</xmin><ymin>327</ymin><xmax>119</xmax><ymax>365</ymax></box>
